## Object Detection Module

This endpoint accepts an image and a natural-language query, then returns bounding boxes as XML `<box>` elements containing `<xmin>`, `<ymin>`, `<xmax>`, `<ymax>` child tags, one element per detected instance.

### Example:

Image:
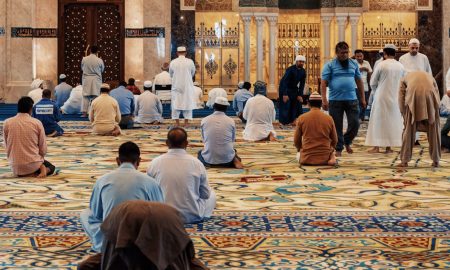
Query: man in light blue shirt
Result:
<box><xmin>147</xmin><ymin>128</ymin><xmax>216</xmax><ymax>224</ymax></box>
<box><xmin>321</xmin><ymin>41</ymin><xmax>366</xmax><ymax>156</ymax></box>
<box><xmin>199</xmin><ymin>96</ymin><xmax>243</xmax><ymax>169</ymax></box>
<box><xmin>54</xmin><ymin>74</ymin><xmax>73</xmax><ymax>108</ymax></box>
<box><xmin>110</xmin><ymin>81</ymin><xmax>135</xmax><ymax>129</ymax></box>
<box><xmin>80</xmin><ymin>142</ymin><xmax>164</xmax><ymax>252</ymax></box>
<box><xmin>232</xmin><ymin>81</ymin><xmax>253</xmax><ymax>122</ymax></box>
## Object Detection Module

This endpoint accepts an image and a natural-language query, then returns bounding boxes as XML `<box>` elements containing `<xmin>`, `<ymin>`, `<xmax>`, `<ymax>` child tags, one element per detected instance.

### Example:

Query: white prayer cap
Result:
<box><xmin>59</xmin><ymin>74</ymin><xmax>67</xmax><ymax>79</ymax></box>
<box><xmin>295</xmin><ymin>55</ymin><xmax>306</xmax><ymax>62</ymax></box>
<box><xmin>193</xmin><ymin>82</ymin><xmax>200</xmax><ymax>86</ymax></box>
<box><xmin>214</xmin><ymin>96</ymin><xmax>230</xmax><ymax>106</ymax></box>
<box><xmin>144</xmin><ymin>81</ymin><xmax>152</xmax><ymax>88</ymax></box>
<box><xmin>101</xmin><ymin>83</ymin><xmax>110</xmax><ymax>90</ymax></box>
<box><xmin>237</xmin><ymin>81</ymin><xmax>244</xmax><ymax>89</ymax></box>
<box><xmin>309</xmin><ymin>91</ymin><xmax>322</xmax><ymax>101</ymax></box>
<box><xmin>384</xmin><ymin>44</ymin><xmax>397</xmax><ymax>50</ymax></box>
<box><xmin>379</xmin><ymin>49</ymin><xmax>383</xmax><ymax>53</ymax></box>
<box><xmin>409</xmin><ymin>38</ymin><xmax>420</xmax><ymax>45</ymax></box>
<box><xmin>177</xmin><ymin>46</ymin><xmax>187</xmax><ymax>52</ymax></box>
<box><xmin>31</xmin><ymin>79</ymin><xmax>44</xmax><ymax>89</ymax></box>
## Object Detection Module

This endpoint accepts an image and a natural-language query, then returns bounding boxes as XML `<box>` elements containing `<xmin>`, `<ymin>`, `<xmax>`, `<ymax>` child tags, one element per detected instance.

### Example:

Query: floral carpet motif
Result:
<box><xmin>0</xmin><ymin>120</ymin><xmax>449</xmax><ymax>269</ymax></box>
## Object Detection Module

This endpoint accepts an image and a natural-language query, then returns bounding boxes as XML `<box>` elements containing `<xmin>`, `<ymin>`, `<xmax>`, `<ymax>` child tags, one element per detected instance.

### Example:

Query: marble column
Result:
<box><xmin>254</xmin><ymin>15</ymin><xmax>265</xmax><ymax>82</ymax></box>
<box><xmin>335</xmin><ymin>14</ymin><xmax>347</xmax><ymax>43</ymax></box>
<box><xmin>349</xmin><ymin>14</ymin><xmax>360</xmax><ymax>52</ymax></box>
<box><xmin>241</xmin><ymin>14</ymin><xmax>252</xmax><ymax>82</ymax></box>
<box><xmin>321</xmin><ymin>14</ymin><xmax>333</xmax><ymax>62</ymax></box>
<box><xmin>125</xmin><ymin>0</ymin><xmax>144</xmax><ymax>83</ymax></box>
<box><xmin>266</xmin><ymin>15</ymin><xmax>278</xmax><ymax>93</ymax></box>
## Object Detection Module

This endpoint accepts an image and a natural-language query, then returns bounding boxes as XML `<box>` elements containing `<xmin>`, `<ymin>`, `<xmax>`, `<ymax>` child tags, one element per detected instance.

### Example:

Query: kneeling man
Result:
<box><xmin>80</xmin><ymin>142</ymin><xmax>164</xmax><ymax>252</ymax></box>
<box><xmin>32</xmin><ymin>89</ymin><xmax>64</xmax><ymax>137</ymax></box>
<box><xmin>294</xmin><ymin>92</ymin><xmax>338</xmax><ymax>166</ymax></box>
<box><xmin>147</xmin><ymin>128</ymin><xmax>216</xmax><ymax>223</ymax></box>
<box><xmin>89</xmin><ymin>83</ymin><xmax>121</xmax><ymax>136</ymax></box>
<box><xmin>198</xmin><ymin>96</ymin><xmax>243</xmax><ymax>169</ymax></box>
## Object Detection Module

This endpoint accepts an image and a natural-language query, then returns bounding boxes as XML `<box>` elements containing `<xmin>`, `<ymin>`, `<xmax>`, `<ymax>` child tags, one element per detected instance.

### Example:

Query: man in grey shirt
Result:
<box><xmin>198</xmin><ymin>96</ymin><xmax>243</xmax><ymax>169</ymax></box>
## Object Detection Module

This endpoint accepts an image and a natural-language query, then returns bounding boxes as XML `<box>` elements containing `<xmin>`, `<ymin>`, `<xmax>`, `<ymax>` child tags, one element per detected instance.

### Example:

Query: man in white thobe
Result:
<box><xmin>193</xmin><ymin>82</ymin><xmax>204</xmax><ymax>109</ymax></box>
<box><xmin>243</xmin><ymin>81</ymin><xmax>277</xmax><ymax>142</ymax></box>
<box><xmin>135</xmin><ymin>81</ymin><xmax>164</xmax><ymax>124</ymax></box>
<box><xmin>441</xmin><ymin>68</ymin><xmax>450</xmax><ymax>116</ymax></box>
<box><xmin>28</xmin><ymin>79</ymin><xmax>44</xmax><ymax>104</ymax></box>
<box><xmin>147</xmin><ymin>127</ymin><xmax>216</xmax><ymax>224</ymax></box>
<box><xmin>365</xmin><ymin>44</ymin><xmax>405</xmax><ymax>153</ymax></box>
<box><xmin>206</xmin><ymin>88</ymin><xmax>227</xmax><ymax>109</ymax></box>
<box><xmin>61</xmin><ymin>84</ymin><xmax>83</xmax><ymax>114</ymax></box>
<box><xmin>81</xmin><ymin>45</ymin><xmax>105</xmax><ymax>117</ymax></box>
<box><xmin>169</xmin><ymin>46</ymin><xmax>197</xmax><ymax>126</ymax></box>
<box><xmin>153</xmin><ymin>62</ymin><xmax>172</xmax><ymax>92</ymax></box>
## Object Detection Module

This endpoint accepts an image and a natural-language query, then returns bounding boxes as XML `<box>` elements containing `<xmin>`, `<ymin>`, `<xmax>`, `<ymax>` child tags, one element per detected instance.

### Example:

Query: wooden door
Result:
<box><xmin>58</xmin><ymin>0</ymin><xmax>124</xmax><ymax>87</ymax></box>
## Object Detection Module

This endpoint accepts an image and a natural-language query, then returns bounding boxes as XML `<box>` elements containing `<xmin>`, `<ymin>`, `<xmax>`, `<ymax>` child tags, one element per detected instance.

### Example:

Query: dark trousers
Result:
<box><xmin>31</xmin><ymin>160</ymin><xmax>55</xmax><ymax>176</ymax></box>
<box><xmin>279</xmin><ymin>93</ymin><xmax>302</xmax><ymax>125</ymax></box>
<box><xmin>442</xmin><ymin>134</ymin><xmax>450</xmax><ymax>149</ymax></box>
<box><xmin>329</xmin><ymin>100</ymin><xmax>360</xmax><ymax>152</ymax></box>
<box><xmin>356</xmin><ymin>90</ymin><xmax>369</xmax><ymax>120</ymax></box>
<box><xmin>119</xmin><ymin>115</ymin><xmax>134</xmax><ymax>129</ymax></box>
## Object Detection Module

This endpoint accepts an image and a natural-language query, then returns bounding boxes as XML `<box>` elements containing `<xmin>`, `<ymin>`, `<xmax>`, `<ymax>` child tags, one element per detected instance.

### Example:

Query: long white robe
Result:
<box><xmin>152</xmin><ymin>71</ymin><xmax>172</xmax><ymax>91</ymax></box>
<box><xmin>81</xmin><ymin>54</ymin><xmax>105</xmax><ymax>97</ymax></box>
<box><xmin>61</xmin><ymin>85</ymin><xmax>83</xmax><ymax>114</ymax></box>
<box><xmin>243</xmin><ymin>94</ymin><xmax>277</xmax><ymax>141</ymax></box>
<box><xmin>399</xmin><ymin>52</ymin><xmax>432</xmax><ymax>75</ymax></box>
<box><xmin>206</xmin><ymin>88</ymin><xmax>227</xmax><ymax>109</ymax></box>
<box><xmin>169</xmin><ymin>56</ymin><xmax>196</xmax><ymax>111</ymax></box>
<box><xmin>28</xmin><ymin>88</ymin><xmax>43</xmax><ymax>104</ymax></box>
<box><xmin>365</xmin><ymin>59</ymin><xmax>405</xmax><ymax>147</ymax></box>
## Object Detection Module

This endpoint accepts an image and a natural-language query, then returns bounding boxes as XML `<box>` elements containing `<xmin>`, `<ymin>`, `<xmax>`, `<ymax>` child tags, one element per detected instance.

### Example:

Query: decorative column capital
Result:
<box><xmin>240</xmin><ymin>14</ymin><xmax>253</xmax><ymax>24</ymax></box>
<box><xmin>348</xmin><ymin>14</ymin><xmax>360</xmax><ymax>25</ymax></box>
<box><xmin>266</xmin><ymin>15</ymin><xmax>278</xmax><ymax>26</ymax></box>
<box><xmin>254</xmin><ymin>15</ymin><xmax>266</xmax><ymax>26</ymax></box>
<box><xmin>321</xmin><ymin>14</ymin><xmax>334</xmax><ymax>24</ymax></box>
<box><xmin>335</xmin><ymin>15</ymin><xmax>348</xmax><ymax>26</ymax></box>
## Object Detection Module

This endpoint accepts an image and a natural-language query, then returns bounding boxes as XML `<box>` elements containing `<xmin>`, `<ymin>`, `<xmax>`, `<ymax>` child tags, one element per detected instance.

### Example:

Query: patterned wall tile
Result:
<box><xmin>369</xmin><ymin>0</ymin><xmax>415</xmax><ymax>11</ymax></box>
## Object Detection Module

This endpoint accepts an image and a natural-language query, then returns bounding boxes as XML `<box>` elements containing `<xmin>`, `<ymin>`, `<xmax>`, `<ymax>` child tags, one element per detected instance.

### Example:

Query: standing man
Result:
<box><xmin>81</xmin><ymin>45</ymin><xmax>105</xmax><ymax>117</ymax></box>
<box><xmin>279</xmin><ymin>55</ymin><xmax>307</xmax><ymax>125</ymax></box>
<box><xmin>169</xmin><ymin>46</ymin><xmax>196</xmax><ymax>126</ymax></box>
<box><xmin>365</xmin><ymin>44</ymin><xmax>405</xmax><ymax>153</ymax></box>
<box><xmin>54</xmin><ymin>74</ymin><xmax>73</xmax><ymax>108</ymax></box>
<box><xmin>398</xmin><ymin>71</ymin><xmax>441</xmax><ymax>167</ymax></box>
<box><xmin>321</xmin><ymin>42</ymin><xmax>366</xmax><ymax>156</ymax></box>
<box><xmin>399</xmin><ymin>38</ymin><xmax>432</xmax><ymax>75</ymax></box>
<box><xmin>354</xmin><ymin>50</ymin><xmax>373</xmax><ymax>121</ymax></box>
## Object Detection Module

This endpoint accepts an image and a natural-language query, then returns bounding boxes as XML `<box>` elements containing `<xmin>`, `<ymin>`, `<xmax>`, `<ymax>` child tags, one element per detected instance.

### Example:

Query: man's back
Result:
<box><xmin>243</xmin><ymin>95</ymin><xmax>276</xmax><ymax>141</ymax></box>
<box><xmin>110</xmin><ymin>86</ymin><xmax>135</xmax><ymax>115</ymax></box>
<box><xmin>153</xmin><ymin>71</ymin><xmax>172</xmax><ymax>91</ymax></box>
<box><xmin>28</xmin><ymin>89</ymin><xmax>43</xmax><ymax>104</ymax></box>
<box><xmin>201</xmin><ymin>112</ymin><xmax>236</xmax><ymax>164</ymax></box>
<box><xmin>3</xmin><ymin>113</ymin><xmax>46</xmax><ymax>175</ymax></box>
<box><xmin>82</xmin><ymin>54</ymin><xmax>104</xmax><ymax>76</ymax></box>
<box><xmin>135</xmin><ymin>91</ymin><xmax>163</xmax><ymax>123</ymax></box>
<box><xmin>54</xmin><ymin>83</ymin><xmax>72</xmax><ymax>108</ymax></box>
<box><xmin>233</xmin><ymin>89</ymin><xmax>253</xmax><ymax>114</ymax></box>
<box><xmin>61</xmin><ymin>86</ymin><xmax>83</xmax><ymax>114</ymax></box>
<box><xmin>32</xmin><ymin>99</ymin><xmax>61</xmax><ymax>134</ymax></box>
<box><xmin>147</xmin><ymin>149</ymin><xmax>210</xmax><ymax>223</ymax></box>
<box><xmin>206</xmin><ymin>88</ymin><xmax>227</xmax><ymax>108</ymax></box>
<box><xmin>90</xmin><ymin>94</ymin><xmax>120</xmax><ymax>125</ymax></box>
<box><xmin>297</xmin><ymin>110</ymin><xmax>336</xmax><ymax>154</ymax></box>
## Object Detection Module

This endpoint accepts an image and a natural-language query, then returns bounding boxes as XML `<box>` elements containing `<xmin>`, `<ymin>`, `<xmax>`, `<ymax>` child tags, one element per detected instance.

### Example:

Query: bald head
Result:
<box><xmin>167</xmin><ymin>127</ymin><xmax>188</xmax><ymax>149</ymax></box>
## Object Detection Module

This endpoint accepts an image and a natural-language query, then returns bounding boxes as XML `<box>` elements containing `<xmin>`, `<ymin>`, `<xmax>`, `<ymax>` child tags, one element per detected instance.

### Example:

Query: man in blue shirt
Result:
<box><xmin>110</xmin><ymin>81</ymin><xmax>135</xmax><ymax>129</ymax></box>
<box><xmin>321</xmin><ymin>41</ymin><xmax>366</xmax><ymax>156</ymax></box>
<box><xmin>232</xmin><ymin>81</ymin><xmax>253</xmax><ymax>122</ymax></box>
<box><xmin>199</xmin><ymin>96</ymin><xmax>243</xmax><ymax>169</ymax></box>
<box><xmin>80</xmin><ymin>142</ymin><xmax>164</xmax><ymax>252</ymax></box>
<box><xmin>54</xmin><ymin>74</ymin><xmax>72</xmax><ymax>108</ymax></box>
<box><xmin>279</xmin><ymin>55</ymin><xmax>307</xmax><ymax>125</ymax></box>
<box><xmin>32</xmin><ymin>89</ymin><xmax>64</xmax><ymax>137</ymax></box>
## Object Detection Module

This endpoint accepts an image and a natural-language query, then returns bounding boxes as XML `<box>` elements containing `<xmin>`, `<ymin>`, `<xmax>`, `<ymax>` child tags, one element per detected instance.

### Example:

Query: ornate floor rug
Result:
<box><xmin>0</xmin><ymin>120</ymin><xmax>449</xmax><ymax>269</ymax></box>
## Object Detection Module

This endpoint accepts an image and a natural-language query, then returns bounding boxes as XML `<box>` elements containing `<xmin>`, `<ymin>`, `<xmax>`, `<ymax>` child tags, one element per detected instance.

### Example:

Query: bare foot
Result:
<box><xmin>269</xmin><ymin>132</ymin><xmax>277</xmax><ymax>142</ymax></box>
<box><xmin>111</xmin><ymin>127</ymin><xmax>121</xmax><ymax>136</ymax></box>
<box><xmin>36</xmin><ymin>164</ymin><xmax>48</xmax><ymax>178</ymax></box>
<box><xmin>233</xmin><ymin>157</ymin><xmax>244</xmax><ymax>169</ymax></box>
<box><xmin>384</xmin><ymin>147</ymin><xmax>393</xmax><ymax>154</ymax></box>
<box><xmin>327</xmin><ymin>152</ymin><xmax>337</xmax><ymax>166</ymax></box>
<box><xmin>47</xmin><ymin>130</ymin><xmax>57</xmax><ymax>137</ymax></box>
<box><xmin>335</xmin><ymin>151</ymin><xmax>342</xmax><ymax>157</ymax></box>
<box><xmin>396</xmin><ymin>162</ymin><xmax>408</xmax><ymax>168</ymax></box>
<box><xmin>432</xmin><ymin>161</ymin><xmax>439</xmax><ymax>167</ymax></box>
<box><xmin>441</xmin><ymin>147</ymin><xmax>450</xmax><ymax>153</ymax></box>
<box><xmin>81</xmin><ymin>113</ymin><xmax>88</xmax><ymax>118</ymax></box>
<box><xmin>368</xmin><ymin>147</ymin><xmax>380</xmax><ymax>153</ymax></box>
<box><xmin>345</xmin><ymin>145</ymin><xmax>354</xmax><ymax>154</ymax></box>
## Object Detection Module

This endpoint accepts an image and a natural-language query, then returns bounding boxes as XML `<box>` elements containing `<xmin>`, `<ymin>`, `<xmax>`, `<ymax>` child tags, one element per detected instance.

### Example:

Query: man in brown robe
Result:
<box><xmin>398</xmin><ymin>71</ymin><xmax>442</xmax><ymax>167</ymax></box>
<box><xmin>294</xmin><ymin>92</ymin><xmax>338</xmax><ymax>166</ymax></box>
<box><xmin>78</xmin><ymin>201</ymin><xmax>207</xmax><ymax>270</ymax></box>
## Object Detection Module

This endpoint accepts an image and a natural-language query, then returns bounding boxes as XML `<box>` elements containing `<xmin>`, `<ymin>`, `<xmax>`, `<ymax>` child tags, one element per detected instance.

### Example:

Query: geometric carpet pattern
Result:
<box><xmin>0</xmin><ymin>120</ymin><xmax>449</xmax><ymax>269</ymax></box>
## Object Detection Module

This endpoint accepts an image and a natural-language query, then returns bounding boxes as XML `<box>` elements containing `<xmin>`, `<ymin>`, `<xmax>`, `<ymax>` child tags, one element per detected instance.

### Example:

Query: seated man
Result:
<box><xmin>54</xmin><ymin>74</ymin><xmax>73</xmax><ymax>108</ymax></box>
<box><xmin>243</xmin><ymin>81</ymin><xmax>277</xmax><ymax>141</ymax></box>
<box><xmin>135</xmin><ymin>81</ymin><xmax>163</xmax><ymax>124</ymax></box>
<box><xmin>193</xmin><ymin>82</ymin><xmax>204</xmax><ymax>109</ymax></box>
<box><xmin>61</xmin><ymin>84</ymin><xmax>83</xmax><ymax>114</ymax></box>
<box><xmin>232</xmin><ymin>81</ymin><xmax>253</xmax><ymax>122</ymax></box>
<box><xmin>147</xmin><ymin>128</ymin><xmax>216</xmax><ymax>224</ymax></box>
<box><xmin>206</xmin><ymin>87</ymin><xmax>227</xmax><ymax>109</ymax></box>
<box><xmin>28</xmin><ymin>79</ymin><xmax>44</xmax><ymax>104</ymax></box>
<box><xmin>32</xmin><ymin>89</ymin><xmax>64</xmax><ymax>137</ymax></box>
<box><xmin>294</xmin><ymin>92</ymin><xmax>338</xmax><ymax>166</ymax></box>
<box><xmin>442</xmin><ymin>115</ymin><xmax>450</xmax><ymax>152</ymax></box>
<box><xmin>78</xmin><ymin>201</ymin><xmax>207</xmax><ymax>270</ymax></box>
<box><xmin>126</xmin><ymin>77</ymin><xmax>141</xmax><ymax>95</ymax></box>
<box><xmin>198</xmin><ymin>97</ymin><xmax>243</xmax><ymax>169</ymax></box>
<box><xmin>80</xmin><ymin>142</ymin><xmax>164</xmax><ymax>252</ymax></box>
<box><xmin>89</xmin><ymin>83</ymin><xmax>121</xmax><ymax>136</ymax></box>
<box><xmin>3</xmin><ymin>96</ymin><xmax>55</xmax><ymax>178</ymax></box>
<box><xmin>440</xmin><ymin>90</ymin><xmax>450</xmax><ymax>117</ymax></box>
<box><xmin>110</xmin><ymin>81</ymin><xmax>135</xmax><ymax>129</ymax></box>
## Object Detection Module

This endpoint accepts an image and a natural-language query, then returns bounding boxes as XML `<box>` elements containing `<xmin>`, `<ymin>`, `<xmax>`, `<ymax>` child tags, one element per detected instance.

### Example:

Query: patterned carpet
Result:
<box><xmin>0</xmin><ymin>120</ymin><xmax>449</xmax><ymax>269</ymax></box>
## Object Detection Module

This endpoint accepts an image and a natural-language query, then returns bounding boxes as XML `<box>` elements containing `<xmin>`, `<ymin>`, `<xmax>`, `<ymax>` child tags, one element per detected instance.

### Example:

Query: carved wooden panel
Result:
<box><xmin>63</xmin><ymin>5</ymin><xmax>88</xmax><ymax>86</ymax></box>
<box><xmin>196</xmin><ymin>0</ymin><xmax>232</xmax><ymax>11</ymax></box>
<box><xmin>96</xmin><ymin>5</ymin><xmax>121</xmax><ymax>83</ymax></box>
<box><xmin>369</xmin><ymin>0</ymin><xmax>415</xmax><ymax>11</ymax></box>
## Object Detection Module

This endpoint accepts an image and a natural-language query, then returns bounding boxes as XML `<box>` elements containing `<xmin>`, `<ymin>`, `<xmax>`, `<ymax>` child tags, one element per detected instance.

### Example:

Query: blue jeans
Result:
<box><xmin>356</xmin><ymin>90</ymin><xmax>369</xmax><ymax>120</ymax></box>
<box><xmin>329</xmin><ymin>100</ymin><xmax>360</xmax><ymax>152</ymax></box>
